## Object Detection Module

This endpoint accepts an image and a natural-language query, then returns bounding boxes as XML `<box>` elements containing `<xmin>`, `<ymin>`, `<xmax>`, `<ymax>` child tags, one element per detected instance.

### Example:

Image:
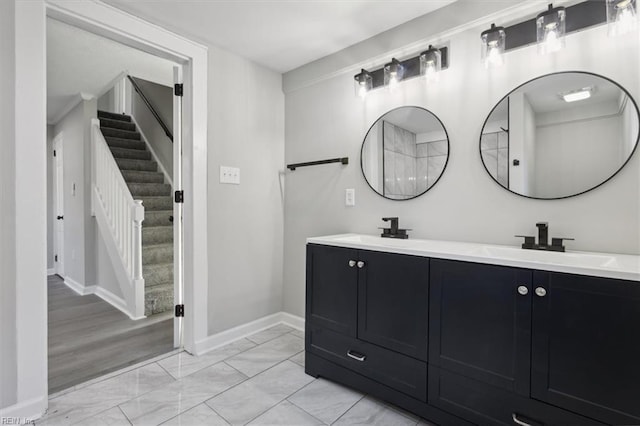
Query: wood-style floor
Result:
<box><xmin>48</xmin><ymin>274</ymin><xmax>174</xmax><ymax>394</ymax></box>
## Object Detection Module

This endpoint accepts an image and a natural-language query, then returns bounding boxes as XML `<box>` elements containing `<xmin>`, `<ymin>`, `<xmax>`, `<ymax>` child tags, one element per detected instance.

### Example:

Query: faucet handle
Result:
<box><xmin>382</xmin><ymin>217</ymin><xmax>398</xmax><ymax>222</ymax></box>
<box><xmin>551</xmin><ymin>237</ymin><xmax>574</xmax><ymax>246</ymax></box>
<box><xmin>515</xmin><ymin>235</ymin><xmax>536</xmax><ymax>249</ymax></box>
<box><xmin>535</xmin><ymin>222</ymin><xmax>548</xmax><ymax>228</ymax></box>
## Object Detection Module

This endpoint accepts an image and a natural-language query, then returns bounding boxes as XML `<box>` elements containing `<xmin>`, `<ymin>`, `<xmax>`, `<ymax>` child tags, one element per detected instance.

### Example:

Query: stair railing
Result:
<box><xmin>91</xmin><ymin>118</ymin><xmax>145</xmax><ymax>318</ymax></box>
<box><xmin>127</xmin><ymin>75</ymin><xmax>173</xmax><ymax>142</ymax></box>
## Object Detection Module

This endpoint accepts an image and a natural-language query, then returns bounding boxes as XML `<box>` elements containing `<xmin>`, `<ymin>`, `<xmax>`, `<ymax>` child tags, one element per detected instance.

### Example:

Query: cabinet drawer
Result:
<box><xmin>308</xmin><ymin>326</ymin><xmax>427</xmax><ymax>401</ymax></box>
<box><xmin>429</xmin><ymin>367</ymin><xmax>603</xmax><ymax>426</ymax></box>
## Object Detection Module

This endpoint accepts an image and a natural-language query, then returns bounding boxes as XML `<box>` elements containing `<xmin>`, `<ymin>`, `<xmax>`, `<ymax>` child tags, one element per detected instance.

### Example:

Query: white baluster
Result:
<box><xmin>133</xmin><ymin>200</ymin><xmax>144</xmax><ymax>280</ymax></box>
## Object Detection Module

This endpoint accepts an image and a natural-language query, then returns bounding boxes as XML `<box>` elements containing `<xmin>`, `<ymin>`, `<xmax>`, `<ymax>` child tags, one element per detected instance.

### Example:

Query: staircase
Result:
<box><xmin>97</xmin><ymin>110</ymin><xmax>174</xmax><ymax>316</ymax></box>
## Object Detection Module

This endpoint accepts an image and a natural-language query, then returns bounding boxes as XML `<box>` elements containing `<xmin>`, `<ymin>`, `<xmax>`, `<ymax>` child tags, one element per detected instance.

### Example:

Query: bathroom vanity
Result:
<box><xmin>305</xmin><ymin>234</ymin><xmax>640</xmax><ymax>426</ymax></box>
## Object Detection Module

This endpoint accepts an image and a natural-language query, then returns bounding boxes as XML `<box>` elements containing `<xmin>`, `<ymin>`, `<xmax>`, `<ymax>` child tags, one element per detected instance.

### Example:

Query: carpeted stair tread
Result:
<box><xmin>101</xmin><ymin>127</ymin><xmax>141</xmax><ymax>140</ymax></box>
<box><xmin>145</xmin><ymin>283</ymin><xmax>174</xmax><ymax>316</ymax></box>
<box><xmin>142</xmin><ymin>243</ymin><xmax>173</xmax><ymax>265</ymax></box>
<box><xmin>105</xmin><ymin>137</ymin><xmax>146</xmax><ymax>151</ymax></box>
<box><xmin>116</xmin><ymin>158</ymin><xmax>158</xmax><ymax>172</ymax></box>
<box><xmin>128</xmin><ymin>183</ymin><xmax>171</xmax><ymax>197</ymax></box>
<box><xmin>99</xmin><ymin>117</ymin><xmax>137</xmax><ymax>132</ymax></box>
<box><xmin>144</xmin><ymin>210</ymin><xmax>173</xmax><ymax>227</ymax></box>
<box><xmin>143</xmin><ymin>262</ymin><xmax>173</xmax><ymax>287</ymax></box>
<box><xmin>110</xmin><ymin>147</ymin><xmax>152</xmax><ymax>161</ymax></box>
<box><xmin>98</xmin><ymin>110</ymin><xmax>132</xmax><ymax>122</ymax></box>
<box><xmin>121</xmin><ymin>170</ymin><xmax>165</xmax><ymax>184</ymax></box>
<box><xmin>142</xmin><ymin>226</ymin><xmax>173</xmax><ymax>245</ymax></box>
<box><xmin>139</xmin><ymin>196</ymin><xmax>173</xmax><ymax>211</ymax></box>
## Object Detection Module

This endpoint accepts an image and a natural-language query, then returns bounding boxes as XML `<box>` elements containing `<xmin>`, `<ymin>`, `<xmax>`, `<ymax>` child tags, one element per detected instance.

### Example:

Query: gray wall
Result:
<box><xmin>207</xmin><ymin>45</ymin><xmax>285</xmax><ymax>334</ymax></box>
<box><xmin>130</xmin><ymin>77</ymin><xmax>173</xmax><ymax>180</ymax></box>
<box><xmin>0</xmin><ymin>0</ymin><xmax>16</xmax><ymax>410</ymax></box>
<box><xmin>282</xmin><ymin>8</ymin><xmax>640</xmax><ymax>317</ymax></box>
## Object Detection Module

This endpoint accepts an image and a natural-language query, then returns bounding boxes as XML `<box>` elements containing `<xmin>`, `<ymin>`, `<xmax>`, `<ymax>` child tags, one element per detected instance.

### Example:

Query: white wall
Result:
<box><xmin>47</xmin><ymin>125</ymin><xmax>55</xmax><ymax>271</ymax></box>
<box><xmin>130</xmin><ymin>77</ymin><xmax>174</xmax><ymax>180</ymax></box>
<box><xmin>207</xmin><ymin>45</ymin><xmax>285</xmax><ymax>334</ymax></box>
<box><xmin>54</xmin><ymin>102</ymin><xmax>88</xmax><ymax>286</ymax></box>
<box><xmin>282</xmin><ymin>10</ymin><xmax>640</xmax><ymax>317</ymax></box>
<box><xmin>0</xmin><ymin>0</ymin><xmax>17</xmax><ymax>410</ymax></box>
<box><xmin>508</xmin><ymin>92</ymin><xmax>536</xmax><ymax>195</ymax></box>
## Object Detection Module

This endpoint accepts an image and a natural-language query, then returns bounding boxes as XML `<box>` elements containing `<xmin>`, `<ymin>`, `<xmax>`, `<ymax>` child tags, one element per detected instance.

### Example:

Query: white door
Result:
<box><xmin>173</xmin><ymin>66</ymin><xmax>184</xmax><ymax>348</ymax></box>
<box><xmin>53</xmin><ymin>133</ymin><xmax>65</xmax><ymax>276</ymax></box>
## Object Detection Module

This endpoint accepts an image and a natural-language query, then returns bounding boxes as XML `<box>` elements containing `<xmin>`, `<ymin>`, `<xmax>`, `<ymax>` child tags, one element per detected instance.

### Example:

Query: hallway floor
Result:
<box><xmin>39</xmin><ymin>323</ymin><xmax>432</xmax><ymax>425</ymax></box>
<box><xmin>48</xmin><ymin>275</ymin><xmax>174</xmax><ymax>394</ymax></box>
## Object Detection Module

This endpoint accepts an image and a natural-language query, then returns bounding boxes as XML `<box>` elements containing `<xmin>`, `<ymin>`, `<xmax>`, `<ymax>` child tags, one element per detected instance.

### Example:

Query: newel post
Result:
<box><xmin>132</xmin><ymin>200</ymin><xmax>145</xmax><ymax>280</ymax></box>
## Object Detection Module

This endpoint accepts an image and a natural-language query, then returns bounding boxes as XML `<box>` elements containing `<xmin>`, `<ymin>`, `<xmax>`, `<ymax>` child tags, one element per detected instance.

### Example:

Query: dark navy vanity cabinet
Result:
<box><xmin>305</xmin><ymin>244</ymin><xmax>640</xmax><ymax>426</ymax></box>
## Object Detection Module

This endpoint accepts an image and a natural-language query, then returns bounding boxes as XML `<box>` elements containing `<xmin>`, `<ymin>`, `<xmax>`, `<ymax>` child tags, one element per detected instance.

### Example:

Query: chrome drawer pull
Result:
<box><xmin>512</xmin><ymin>413</ymin><xmax>534</xmax><ymax>426</ymax></box>
<box><xmin>348</xmin><ymin>260</ymin><xmax>356</xmax><ymax>267</ymax></box>
<box><xmin>357</xmin><ymin>261</ymin><xmax>365</xmax><ymax>268</ymax></box>
<box><xmin>347</xmin><ymin>350</ymin><xmax>366</xmax><ymax>362</ymax></box>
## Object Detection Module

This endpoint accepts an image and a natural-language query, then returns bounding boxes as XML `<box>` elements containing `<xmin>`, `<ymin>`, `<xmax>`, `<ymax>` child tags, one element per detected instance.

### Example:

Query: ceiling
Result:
<box><xmin>47</xmin><ymin>18</ymin><xmax>176</xmax><ymax>123</ymax></box>
<box><xmin>101</xmin><ymin>0</ymin><xmax>456</xmax><ymax>73</ymax></box>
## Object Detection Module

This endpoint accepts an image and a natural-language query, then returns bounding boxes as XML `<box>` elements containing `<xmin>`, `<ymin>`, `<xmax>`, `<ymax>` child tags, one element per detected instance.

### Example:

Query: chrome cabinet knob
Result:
<box><xmin>535</xmin><ymin>287</ymin><xmax>547</xmax><ymax>297</ymax></box>
<box><xmin>517</xmin><ymin>286</ymin><xmax>528</xmax><ymax>296</ymax></box>
<box><xmin>357</xmin><ymin>261</ymin><xmax>365</xmax><ymax>269</ymax></box>
<box><xmin>348</xmin><ymin>260</ymin><xmax>356</xmax><ymax>267</ymax></box>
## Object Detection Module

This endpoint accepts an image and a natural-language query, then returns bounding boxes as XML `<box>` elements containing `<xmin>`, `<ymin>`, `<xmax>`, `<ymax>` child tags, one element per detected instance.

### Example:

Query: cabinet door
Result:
<box><xmin>306</xmin><ymin>244</ymin><xmax>358</xmax><ymax>336</ymax></box>
<box><xmin>429</xmin><ymin>259</ymin><xmax>532</xmax><ymax>396</ymax></box>
<box><xmin>531</xmin><ymin>271</ymin><xmax>640</xmax><ymax>424</ymax></box>
<box><xmin>357</xmin><ymin>250</ymin><xmax>429</xmax><ymax>360</ymax></box>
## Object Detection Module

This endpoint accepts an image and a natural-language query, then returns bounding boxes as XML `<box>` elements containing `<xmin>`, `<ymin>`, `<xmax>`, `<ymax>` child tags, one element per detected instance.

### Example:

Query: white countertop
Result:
<box><xmin>307</xmin><ymin>234</ymin><xmax>640</xmax><ymax>282</ymax></box>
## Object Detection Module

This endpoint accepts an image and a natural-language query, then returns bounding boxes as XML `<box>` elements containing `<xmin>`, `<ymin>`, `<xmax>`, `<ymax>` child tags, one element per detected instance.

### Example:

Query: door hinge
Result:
<box><xmin>175</xmin><ymin>190</ymin><xmax>184</xmax><ymax>203</ymax></box>
<box><xmin>174</xmin><ymin>83</ymin><xmax>183</xmax><ymax>97</ymax></box>
<box><xmin>54</xmin><ymin>255</ymin><xmax>58</xmax><ymax>262</ymax></box>
<box><xmin>175</xmin><ymin>304</ymin><xmax>184</xmax><ymax>317</ymax></box>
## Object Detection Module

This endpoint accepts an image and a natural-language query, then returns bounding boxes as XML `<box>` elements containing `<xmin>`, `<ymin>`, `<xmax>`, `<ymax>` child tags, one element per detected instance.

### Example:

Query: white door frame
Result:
<box><xmin>11</xmin><ymin>0</ymin><xmax>209</xmax><ymax>418</ymax></box>
<box><xmin>52</xmin><ymin>132</ymin><xmax>65</xmax><ymax>277</ymax></box>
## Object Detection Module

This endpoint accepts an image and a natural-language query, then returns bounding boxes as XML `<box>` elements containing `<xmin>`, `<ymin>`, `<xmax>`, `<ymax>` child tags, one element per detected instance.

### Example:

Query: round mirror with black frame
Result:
<box><xmin>480</xmin><ymin>71</ymin><xmax>640</xmax><ymax>200</ymax></box>
<box><xmin>361</xmin><ymin>106</ymin><xmax>450</xmax><ymax>200</ymax></box>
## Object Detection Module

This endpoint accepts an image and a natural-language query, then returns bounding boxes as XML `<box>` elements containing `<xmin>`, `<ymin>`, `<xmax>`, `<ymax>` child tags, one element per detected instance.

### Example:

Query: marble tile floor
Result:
<box><xmin>38</xmin><ymin>324</ymin><xmax>434</xmax><ymax>426</ymax></box>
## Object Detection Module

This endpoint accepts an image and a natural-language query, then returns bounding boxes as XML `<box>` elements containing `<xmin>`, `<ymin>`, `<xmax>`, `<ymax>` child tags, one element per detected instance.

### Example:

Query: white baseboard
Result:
<box><xmin>0</xmin><ymin>395</ymin><xmax>47</xmax><ymax>422</ymax></box>
<box><xmin>63</xmin><ymin>277</ymin><xmax>96</xmax><ymax>296</ymax></box>
<box><xmin>280</xmin><ymin>312</ymin><xmax>304</xmax><ymax>331</ymax></box>
<box><xmin>46</xmin><ymin>268</ymin><xmax>55</xmax><ymax>276</ymax></box>
<box><xmin>193</xmin><ymin>311</ymin><xmax>305</xmax><ymax>356</ymax></box>
<box><xmin>94</xmin><ymin>287</ymin><xmax>142</xmax><ymax>320</ymax></box>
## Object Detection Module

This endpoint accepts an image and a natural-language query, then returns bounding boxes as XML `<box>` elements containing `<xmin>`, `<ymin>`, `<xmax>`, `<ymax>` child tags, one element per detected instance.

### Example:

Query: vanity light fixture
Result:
<box><xmin>420</xmin><ymin>45</ymin><xmax>442</xmax><ymax>83</ymax></box>
<box><xmin>560</xmin><ymin>86</ymin><xmax>593</xmax><ymax>103</ymax></box>
<box><xmin>354</xmin><ymin>69</ymin><xmax>373</xmax><ymax>98</ymax></box>
<box><xmin>480</xmin><ymin>23</ymin><xmax>506</xmax><ymax>68</ymax></box>
<box><xmin>352</xmin><ymin>46</ymin><xmax>449</xmax><ymax>96</ymax></box>
<box><xmin>607</xmin><ymin>0</ymin><xmax>637</xmax><ymax>37</ymax></box>
<box><xmin>537</xmin><ymin>4</ymin><xmax>566</xmax><ymax>55</ymax></box>
<box><xmin>384</xmin><ymin>58</ymin><xmax>405</xmax><ymax>91</ymax></box>
<box><xmin>481</xmin><ymin>1</ymin><xmax>607</xmax><ymax>66</ymax></box>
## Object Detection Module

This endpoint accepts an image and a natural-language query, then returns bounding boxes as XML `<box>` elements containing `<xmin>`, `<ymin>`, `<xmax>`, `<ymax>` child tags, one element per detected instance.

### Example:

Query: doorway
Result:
<box><xmin>12</xmin><ymin>1</ymin><xmax>208</xmax><ymax>414</ymax></box>
<box><xmin>45</xmin><ymin>17</ymin><xmax>183</xmax><ymax>393</ymax></box>
<box><xmin>52</xmin><ymin>132</ymin><xmax>64</xmax><ymax>277</ymax></box>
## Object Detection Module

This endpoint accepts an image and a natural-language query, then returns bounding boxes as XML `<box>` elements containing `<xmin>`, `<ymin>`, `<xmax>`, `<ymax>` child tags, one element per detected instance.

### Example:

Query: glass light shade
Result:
<box><xmin>607</xmin><ymin>0</ymin><xmax>637</xmax><ymax>37</ymax></box>
<box><xmin>420</xmin><ymin>46</ymin><xmax>441</xmax><ymax>83</ymax></box>
<box><xmin>536</xmin><ymin>4</ymin><xmax>566</xmax><ymax>55</ymax></box>
<box><xmin>384</xmin><ymin>58</ymin><xmax>405</xmax><ymax>91</ymax></box>
<box><xmin>481</xmin><ymin>23</ymin><xmax>506</xmax><ymax>68</ymax></box>
<box><xmin>354</xmin><ymin>69</ymin><xmax>373</xmax><ymax>98</ymax></box>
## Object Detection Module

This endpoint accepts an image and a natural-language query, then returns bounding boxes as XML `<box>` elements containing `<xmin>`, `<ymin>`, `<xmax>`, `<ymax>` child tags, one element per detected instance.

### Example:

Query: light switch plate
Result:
<box><xmin>345</xmin><ymin>188</ymin><xmax>355</xmax><ymax>206</ymax></box>
<box><xmin>220</xmin><ymin>166</ymin><xmax>240</xmax><ymax>184</ymax></box>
